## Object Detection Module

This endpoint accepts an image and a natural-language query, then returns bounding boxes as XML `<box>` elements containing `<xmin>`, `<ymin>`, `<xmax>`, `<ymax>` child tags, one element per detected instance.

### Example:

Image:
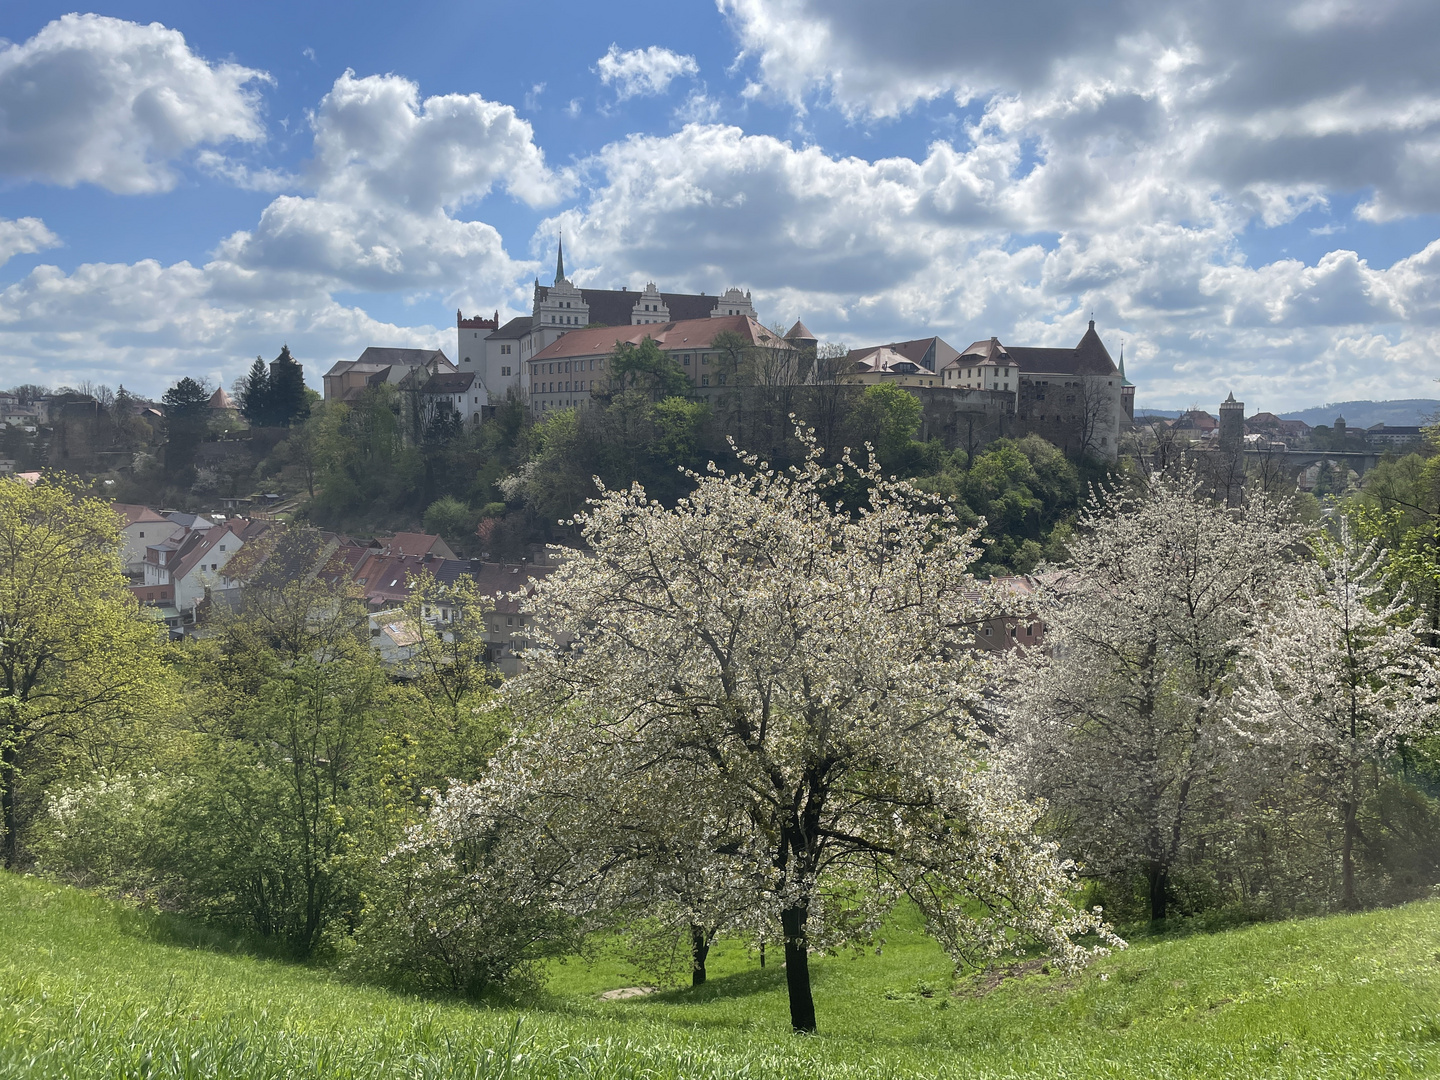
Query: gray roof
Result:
<box><xmin>355</xmin><ymin>347</ymin><xmax>451</xmax><ymax>368</ymax></box>
<box><xmin>959</xmin><ymin>322</ymin><xmax>1118</xmax><ymax>378</ymax></box>
<box><xmin>422</xmin><ymin>371</ymin><xmax>476</xmax><ymax>394</ymax></box>
<box><xmin>487</xmin><ymin>316</ymin><xmax>534</xmax><ymax>341</ymax></box>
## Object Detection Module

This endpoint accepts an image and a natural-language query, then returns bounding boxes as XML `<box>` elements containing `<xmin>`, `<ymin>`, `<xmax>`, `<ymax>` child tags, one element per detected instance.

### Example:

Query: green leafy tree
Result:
<box><xmin>173</xmin><ymin>527</ymin><xmax>390</xmax><ymax>954</ymax></box>
<box><xmin>607</xmin><ymin>338</ymin><xmax>692</xmax><ymax>401</ymax></box>
<box><xmin>0</xmin><ymin>477</ymin><xmax>169</xmax><ymax>866</ymax></box>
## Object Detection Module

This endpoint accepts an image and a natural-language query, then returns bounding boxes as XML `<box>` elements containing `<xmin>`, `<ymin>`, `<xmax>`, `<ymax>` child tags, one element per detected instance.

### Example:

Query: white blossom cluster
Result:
<box><xmin>1005</xmin><ymin>472</ymin><xmax>1310</xmax><ymax>913</ymax></box>
<box><xmin>405</xmin><ymin>429</ymin><xmax>1121</xmax><ymax>1004</ymax></box>
<box><xmin>1006</xmin><ymin>471</ymin><xmax>1440</xmax><ymax>918</ymax></box>
<box><xmin>1232</xmin><ymin>519</ymin><xmax>1440</xmax><ymax>907</ymax></box>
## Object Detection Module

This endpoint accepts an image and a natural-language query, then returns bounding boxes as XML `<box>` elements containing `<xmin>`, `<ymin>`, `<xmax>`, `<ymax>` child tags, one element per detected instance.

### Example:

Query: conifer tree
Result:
<box><xmin>237</xmin><ymin>356</ymin><xmax>272</xmax><ymax>427</ymax></box>
<box><xmin>267</xmin><ymin>345</ymin><xmax>310</xmax><ymax>428</ymax></box>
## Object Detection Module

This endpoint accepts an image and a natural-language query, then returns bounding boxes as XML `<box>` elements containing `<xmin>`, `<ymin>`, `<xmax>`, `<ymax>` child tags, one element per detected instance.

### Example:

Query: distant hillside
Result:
<box><xmin>1280</xmin><ymin>399</ymin><xmax>1439</xmax><ymax>428</ymax></box>
<box><xmin>1134</xmin><ymin>400</ymin><xmax>1439</xmax><ymax>427</ymax></box>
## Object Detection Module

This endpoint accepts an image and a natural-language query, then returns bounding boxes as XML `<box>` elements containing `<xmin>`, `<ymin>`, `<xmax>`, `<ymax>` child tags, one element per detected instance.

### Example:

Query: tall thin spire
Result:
<box><xmin>555</xmin><ymin>233</ymin><xmax>565</xmax><ymax>284</ymax></box>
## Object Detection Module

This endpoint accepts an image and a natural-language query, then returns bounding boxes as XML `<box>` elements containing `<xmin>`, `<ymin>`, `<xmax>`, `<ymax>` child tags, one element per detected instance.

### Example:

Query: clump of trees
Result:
<box><xmin>236</xmin><ymin>346</ymin><xmax>311</xmax><ymax>429</ymax></box>
<box><xmin>12</xmin><ymin>422</ymin><xmax>1440</xmax><ymax>1027</ymax></box>
<box><xmin>1008</xmin><ymin>468</ymin><xmax>1440</xmax><ymax>925</ymax></box>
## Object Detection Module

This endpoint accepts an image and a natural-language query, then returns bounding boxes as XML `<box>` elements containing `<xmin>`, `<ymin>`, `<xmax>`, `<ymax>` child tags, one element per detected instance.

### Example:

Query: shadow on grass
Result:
<box><xmin>649</xmin><ymin>964</ymin><xmax>789</xmax><ymax>1005</ymax></box>
<box><xmin>113</xmin><ymin>903</ymin><xmax>297</xmax><ymax>963</ymax></box>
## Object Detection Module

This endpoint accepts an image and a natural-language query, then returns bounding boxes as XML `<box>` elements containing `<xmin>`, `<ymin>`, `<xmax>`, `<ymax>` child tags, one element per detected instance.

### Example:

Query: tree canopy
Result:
<box><xmin>427</xmin><ymin>432</ymin><xmax>1120</xmax><ymax>1032</ymax></box>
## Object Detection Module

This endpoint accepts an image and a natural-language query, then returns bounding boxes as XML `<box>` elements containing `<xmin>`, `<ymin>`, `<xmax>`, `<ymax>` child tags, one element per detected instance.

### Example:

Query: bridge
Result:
<box><xmin>1241</xmin><ymin>447</ymin><xmax>1383</xmax><ymax>474</ymax></box>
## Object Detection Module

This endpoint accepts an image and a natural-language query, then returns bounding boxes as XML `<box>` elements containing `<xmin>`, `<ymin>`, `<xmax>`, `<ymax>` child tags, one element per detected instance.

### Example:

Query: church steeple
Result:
<box><xmin>554</xmin><ymin>234</ymin><xmax>566</xmax><ymax>284</ymax></box>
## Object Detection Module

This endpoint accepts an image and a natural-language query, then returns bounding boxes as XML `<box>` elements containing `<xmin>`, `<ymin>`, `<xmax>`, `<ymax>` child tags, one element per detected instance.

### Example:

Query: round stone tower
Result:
<box><xmin>1219</xmin><ymin>392</ymin><xmax>1244</xmax><ymax>451</ymax></box>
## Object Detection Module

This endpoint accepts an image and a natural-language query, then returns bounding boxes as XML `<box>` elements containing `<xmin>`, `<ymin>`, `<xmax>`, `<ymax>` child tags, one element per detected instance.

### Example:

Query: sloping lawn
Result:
<box><xmin>1</xmin><ymin>872</ymin><xmax>1438</xmax><ymax>1078</ymax></box>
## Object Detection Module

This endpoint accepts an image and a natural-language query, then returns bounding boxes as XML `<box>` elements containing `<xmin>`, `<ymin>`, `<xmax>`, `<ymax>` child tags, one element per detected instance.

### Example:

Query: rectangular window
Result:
<box><xmin>702</xmin><ymin>375</ymin><xmax>710</xmax><ymax>386</ymax></box>
<box><xmin>702</xmin><ymin>354</ymin><xmax>709</xmax><ymax>364</ymax></box>
<box><xmin>718</xmin><ymin>373</ymin><xmax>727</xmax><ymax>385</ymax></box>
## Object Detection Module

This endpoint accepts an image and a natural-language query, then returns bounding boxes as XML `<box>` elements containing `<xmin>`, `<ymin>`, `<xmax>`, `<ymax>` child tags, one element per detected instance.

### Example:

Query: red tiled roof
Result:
<box><xmin>112</xmin><ymin>502</ymin><xmax>168</xmax><ymax>526</ymax></box>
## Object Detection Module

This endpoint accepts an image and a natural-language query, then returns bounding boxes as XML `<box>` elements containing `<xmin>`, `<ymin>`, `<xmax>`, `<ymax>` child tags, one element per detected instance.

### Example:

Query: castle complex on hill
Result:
<box><xmin>326</xmin><ymin>242</ymin><xmax>1137</xmax><ymax>460</ymax></box>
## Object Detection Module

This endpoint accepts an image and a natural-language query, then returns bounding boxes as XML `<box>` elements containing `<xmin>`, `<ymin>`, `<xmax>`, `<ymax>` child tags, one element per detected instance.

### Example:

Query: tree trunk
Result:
<box><xmin>2</xmin><ymin>741</ymin><xmax>19</xmax><ymax>869</ymax></box>
<box><xmin>690</xmin><ymin>924</ymin><xmax>710</xmax><ymax>987</ymax></box>
<box><xmin>759</xmin><ymin>940</ymin><xmax>765</xmax><ymax>969</ymax></box>
<box><xmin>1147</xmin><ymin>860</ymin><xmax>1169</xmax><ymax>923</ymax></box>
<box><xmin>1341</xmin><ymin>797</ymin><xmax>1358</xmax><ymax>910</ymax></box>
<box><xmin>781</xmin><ymin>905</ymin><xmax>817</xmax><ymax>1034</ymax></box>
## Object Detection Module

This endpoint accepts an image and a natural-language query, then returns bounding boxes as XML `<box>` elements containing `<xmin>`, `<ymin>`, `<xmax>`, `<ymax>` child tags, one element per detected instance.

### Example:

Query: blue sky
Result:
<box><xmin>3</xmin><ymin>0</ymin><xmax>1440</xmax><ymax>410</ymax></box>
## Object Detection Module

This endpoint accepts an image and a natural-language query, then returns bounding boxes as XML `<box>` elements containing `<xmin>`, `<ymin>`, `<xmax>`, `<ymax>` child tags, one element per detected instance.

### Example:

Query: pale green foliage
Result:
<box><xmin>0</xmin><ymin>475</ymin><xmax>170</xmax><ymax>865</ymax></box>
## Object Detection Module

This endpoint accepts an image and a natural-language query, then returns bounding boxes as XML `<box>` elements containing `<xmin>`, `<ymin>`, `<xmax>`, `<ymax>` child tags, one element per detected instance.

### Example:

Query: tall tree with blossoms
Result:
<box><xmin>429</xmin><ymin>429</ymin><xmax>1120</xmax><ymax>1033</ymax></box>
<box><xmin>1233</xmin><ymin>520</ymin><xmax>1438</xmax><ymax>909</ymax></box>
<box><xmin>1007</xmin><ymin>470</ymin><xmax>1307</xmax><ymax>923</ymax></box>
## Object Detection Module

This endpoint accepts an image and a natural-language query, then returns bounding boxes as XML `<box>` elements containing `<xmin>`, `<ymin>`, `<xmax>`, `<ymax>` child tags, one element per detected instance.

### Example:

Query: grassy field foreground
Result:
<box><xmin>2</xmin><ymin>873</ymin><xmax>1439</xmax><ymax>1079</ymax></box>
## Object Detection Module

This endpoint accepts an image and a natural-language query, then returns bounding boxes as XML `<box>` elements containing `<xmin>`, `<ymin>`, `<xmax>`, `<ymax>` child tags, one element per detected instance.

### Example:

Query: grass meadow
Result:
<box><xmin>2</xmin><ymin>872</ymin><xmax>1439</xmax><ymax>1078</ymax></box>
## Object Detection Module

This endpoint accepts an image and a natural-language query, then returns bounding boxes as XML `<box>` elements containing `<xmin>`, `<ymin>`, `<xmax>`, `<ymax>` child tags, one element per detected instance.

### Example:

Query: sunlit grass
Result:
<box><xmin>2</xmin><ymin>872</ymin><xmax>1438</xmax><ymax>1078</ymax></box>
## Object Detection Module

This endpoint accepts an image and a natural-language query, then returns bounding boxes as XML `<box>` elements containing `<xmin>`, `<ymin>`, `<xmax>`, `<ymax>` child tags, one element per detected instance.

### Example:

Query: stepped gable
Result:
<box><xmin>529</xmin><ymin>314</ymin><xmax>780</xmax><ymax>362</ymax></box>
<box><xmin>534</xmin><ymin>285</ymin><xmax>718</xmax><ymax>327</ymax></box>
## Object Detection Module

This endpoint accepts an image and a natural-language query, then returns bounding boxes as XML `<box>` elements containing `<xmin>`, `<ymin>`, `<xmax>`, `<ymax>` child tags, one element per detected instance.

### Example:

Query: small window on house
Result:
<box><xmin>1026</xmin><ymin>625</ymin><xmax>1034</xmax><ymax>635</ymax></box>
<box><xmin>138</xmin><ymin>531</ymin><xmax>144</xmax><ymax>538</ymax></box>
<box><xmin>218</xmin><ymin>544</ymin><xmax>226</xmax><ymax>551</ymax></box>
<box><xmin>507</xmin><ymin>616</ymin><xmax>514</xmax><ymax>625</ymax></box>
<box><xmin>1010</xmin><ymin>627</ymin><xmax>1017</xmax><ymax>638</ymax></box>
<box><xmin>982</xmin><ymin>625</ymin><xmax>992</xmax><ymax>635</ymax></box>
<box><xmin>702</xmin><ymin>375</ymin><xmax>710</xmax><ymax>386</ymax></box>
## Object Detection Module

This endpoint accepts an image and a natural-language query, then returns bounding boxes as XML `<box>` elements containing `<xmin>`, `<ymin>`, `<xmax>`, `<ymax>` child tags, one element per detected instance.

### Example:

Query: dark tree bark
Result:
<box><xmin>1148</xmin><ymin>861</ymin><xmax>1169</xmax><ymax>923</ymax></box>
<box><xmin>1341</xmin><ymin>797</ymin><xmax>1359</xmax><ymax>910</ymax></box>
<box><xmin>690</xmin><ymin>923</ymin><xmax>710</xmax><ymax>986</ymax></box>
<box><xmin>1</xmin><ymin>741</ymin><xmax>18</xmax><ymax>868</ymax></box>
<box><xmin>781</xmin><ymin>905</ymin><xmax>817</xmax><ymax>1033</ymax></box>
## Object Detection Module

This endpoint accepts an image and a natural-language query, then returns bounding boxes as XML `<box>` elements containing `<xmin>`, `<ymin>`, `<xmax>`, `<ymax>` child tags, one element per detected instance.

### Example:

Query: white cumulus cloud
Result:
<box><xmin>0</xmin><ymin>217</ymin><xmax>60</xmax><ymax>268</ymax></box>
<box><xmin>218</xmin><ymin>70</ymin><xmax>571</xmax><ymax>295</ymax></box>
<box><xmin>546</xmin><ymin>122</ymin><xmax>1440</xmax><ymax>408</ymax></box>
<box><xmin>596</xmin><ymin>44</ymin><xmax>699</xmax><ymax>100</ymax></box>
<box><xmin>0</xmin><ymin>13</ymin><xmax>270</xmax><ymax>194</ymax></box>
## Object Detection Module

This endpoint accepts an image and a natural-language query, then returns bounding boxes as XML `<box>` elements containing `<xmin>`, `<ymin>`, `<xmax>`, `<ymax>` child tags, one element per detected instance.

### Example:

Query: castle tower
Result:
<box><xmin>1219</xmin><ymin>392</ymin><xmax>1244</xmax><ymax>451</ymax></box>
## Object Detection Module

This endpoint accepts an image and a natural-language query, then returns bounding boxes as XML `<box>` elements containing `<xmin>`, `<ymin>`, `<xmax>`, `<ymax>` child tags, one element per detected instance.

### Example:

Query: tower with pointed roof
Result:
<box><xmin>1219</xmin><ymin>391</ymin><xmax>1244</xmax><ymax>451</ymax></box>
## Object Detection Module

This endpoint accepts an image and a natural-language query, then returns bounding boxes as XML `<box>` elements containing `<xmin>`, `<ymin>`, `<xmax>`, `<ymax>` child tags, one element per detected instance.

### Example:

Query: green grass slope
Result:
<box><xmin>2</xmin><ymin>872</ymin><xmax>1438</xmax><ymax>1079</ymax></box>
